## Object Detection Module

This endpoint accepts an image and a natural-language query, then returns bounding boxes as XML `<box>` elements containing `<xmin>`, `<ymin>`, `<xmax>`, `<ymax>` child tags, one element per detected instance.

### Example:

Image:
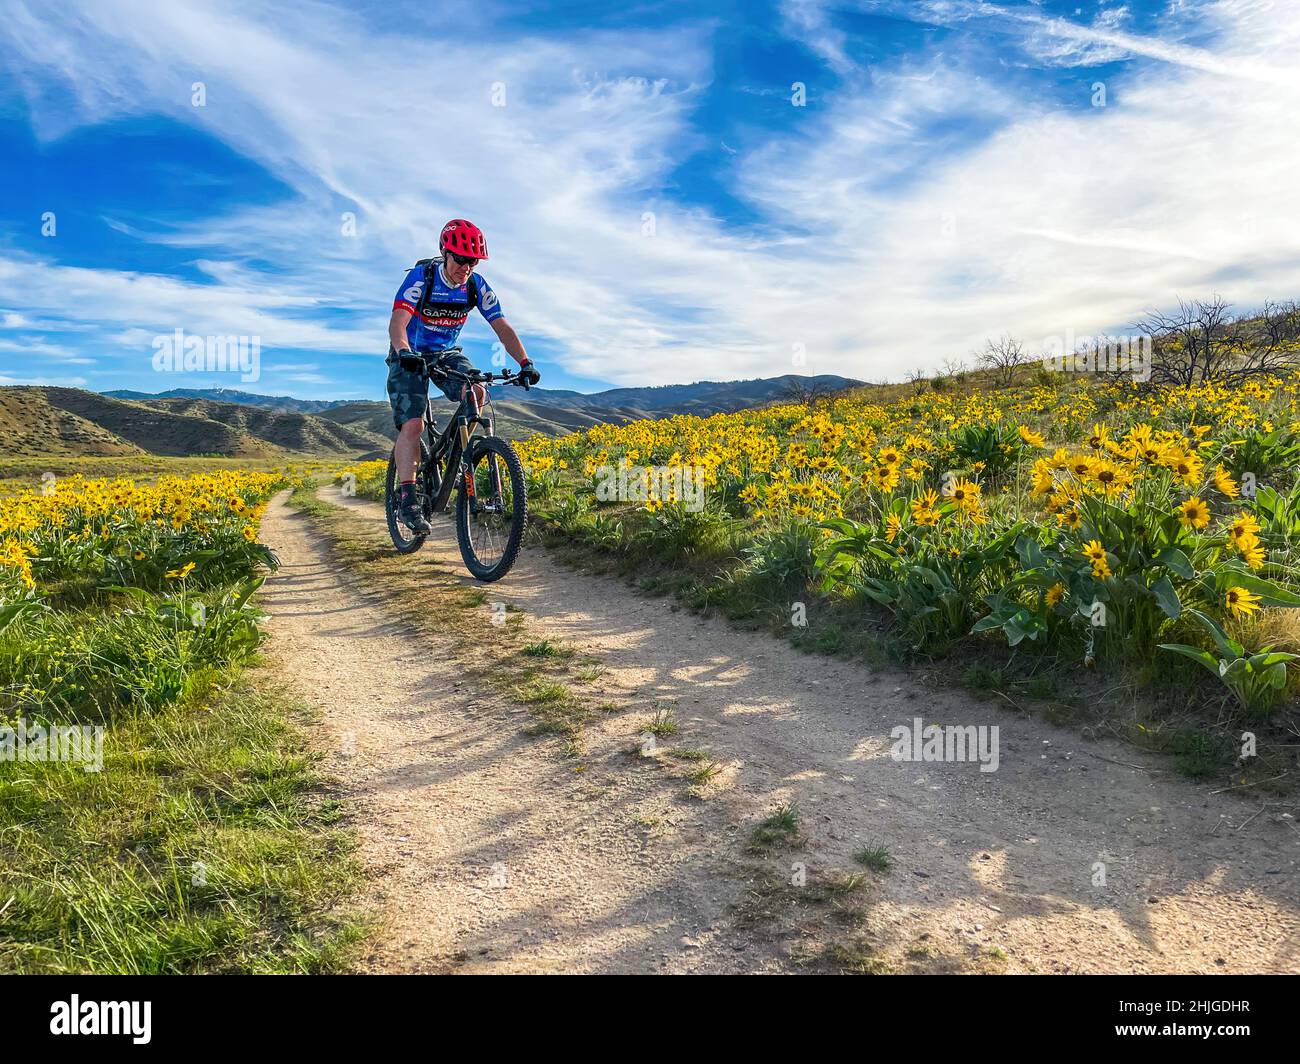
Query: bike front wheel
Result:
<box><xmin>455</xmin><ymin>436</ymin><xmax>528</xmax><ymax>581</ymax></box>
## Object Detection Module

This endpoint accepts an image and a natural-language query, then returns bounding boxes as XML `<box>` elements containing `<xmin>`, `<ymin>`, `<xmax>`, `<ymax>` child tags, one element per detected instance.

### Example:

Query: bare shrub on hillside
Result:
<box><xmin>977</xmin><ymin>335</ymin><xmax>1031</xmax><ymax>387</ymax></box>
<box><xmin>1138</xmin><ymin>296</ymin><xmax>1300</xmax><ymax>386</ymax></box>
<box><xmin>783</xmin><ymin>377</ymin><xmax>830</xmax><ymax>406</ymax></box>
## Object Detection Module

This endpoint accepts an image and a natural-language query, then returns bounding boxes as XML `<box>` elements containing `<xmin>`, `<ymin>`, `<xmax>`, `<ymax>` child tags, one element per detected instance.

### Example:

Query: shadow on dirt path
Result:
<box><xmin>256</xmin><ymin>485</ymin><xmax>1300</xmax><ymax>974</ymax></box>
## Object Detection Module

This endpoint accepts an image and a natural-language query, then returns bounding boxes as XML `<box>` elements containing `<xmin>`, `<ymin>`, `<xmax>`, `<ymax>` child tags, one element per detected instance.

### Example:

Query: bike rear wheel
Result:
<box><xmin>385</xmin><ymin>441</ymin><xmax>431</xmax><ymax>554</ymax></box>
<box><xmin>455</xmin><ymin>436</ymin><xmax>527</xmax><ymax>581</ymax></box>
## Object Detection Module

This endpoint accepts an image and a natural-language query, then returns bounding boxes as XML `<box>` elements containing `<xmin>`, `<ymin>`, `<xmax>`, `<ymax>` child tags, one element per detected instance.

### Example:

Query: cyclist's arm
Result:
<box><xmin>388</xmin><ymin>308</ymin><xmax>413</xmax><ymax>353</ymax></box>
<box><xmin>489</xmin><ymin>316</ymin><xmax>530</xmax><ymax>366</ymax></box>
<box><xmin>389</xmin><ymin>265</ymin><xmax>425</xmax><ymax>353</ymax></box>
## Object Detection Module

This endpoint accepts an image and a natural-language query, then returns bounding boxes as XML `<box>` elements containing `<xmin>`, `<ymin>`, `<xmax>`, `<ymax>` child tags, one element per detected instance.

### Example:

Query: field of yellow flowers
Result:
<box><xmin>0</xmin><ymin>466</ymin><xmax>360</xmax><ymax>973</ymax></box>
<box><xmin>501</xmin><ymin>374</ymin><xmax>1300</xmax><ymax>722</ymax></box>
<box><xmin>1</xmin><ymin>469</ymin><xmax>281</xmax><ymax>596</ymax></box>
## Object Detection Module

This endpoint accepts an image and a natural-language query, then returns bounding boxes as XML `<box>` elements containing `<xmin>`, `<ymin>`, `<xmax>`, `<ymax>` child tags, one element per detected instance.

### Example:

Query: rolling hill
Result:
<box><xmin>317</xmin><ymin>398</ymin><xmax>633</xmax><ymax>453</ymax></box>
<box><xmin>104</xmin><ymin>387</ymin><xmax>344</xmax><ymax>414</ymax></box>
<box><xmin>106</xmin><ymin>373</ymin><xmax>863</xmax><ymax>422</ymax></box>
<box><xmin>508</xmin><ymin>374</ymin><xmax>863</xmax><ymax>414</ymax></box>
<box><xmin>0</xmin><ymin>387</ymin><xmax>390</xmax><ymax>460</ymax></box>
<box><xmin>1</xmin><ymin>373</ymin><xmax>864</xmax><ymax>464</ymax></box>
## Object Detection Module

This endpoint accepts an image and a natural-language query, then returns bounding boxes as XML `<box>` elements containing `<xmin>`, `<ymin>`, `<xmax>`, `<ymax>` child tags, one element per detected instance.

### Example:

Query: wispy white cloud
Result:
<box><xmin>0</xmin><ymin>337</ymin><xmax>96</xmax><ymax>362</ymax></box>
<box><xmin>280</xmin><ymin>372</ymin><xmax>335</xmax><ymax>384</ymax></box>
<box><xmin>731</xmin><ymin>0</ymin><xmax>1300</xmax><ymax>372</ymax></box>
<box><xmin>0</xmin><ymin>374</ymin><xmax>88</xmax><ymax>386</ymax></box>
<box><xmin>780</xmin><ymin>0</ymin><xmax>858</xmax><ymax>76</ymax></box>
<box><xmin>0</xmin><ymin>0</ymin><xmax>743</xmax><ymax>385</ymax></box>
<box><xmin>0</xmin><ymin>253</ymin><xmax>380</xmax><ymax>356</ymax></box>
<box><xmin>0</xmin><ymin>0</ymin><xmax>1297</xmax><ymax>392</ymax></box>
<box><xmin>869</xmin><ymin>0</ymin><xmax>1300</xmax><ymax>84</ymax></box>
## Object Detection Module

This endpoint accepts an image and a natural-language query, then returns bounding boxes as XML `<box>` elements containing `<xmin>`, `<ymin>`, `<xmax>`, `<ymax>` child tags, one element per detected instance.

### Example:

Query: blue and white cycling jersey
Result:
<box><xmin>392</xmin><ymin>259</ymin><xmax>504</xmax><ymax>353</ymax></box>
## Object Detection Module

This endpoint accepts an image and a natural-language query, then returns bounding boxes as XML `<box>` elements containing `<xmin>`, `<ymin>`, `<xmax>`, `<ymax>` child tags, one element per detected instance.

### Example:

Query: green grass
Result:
<box><xmin>853</xmin><ymin>844</ymin><xmax>893</xmax><ymax>873</ymax></box>
<box><xmin>748</xmin><ymin>802</ymin><xmax>803</xmax><ymax>852</ymax></box>
<box><xmin>685</xmin><ymin>758</ymin><xmax>724</xmax><ymax>785</ymax></box>
<box><xmin>0</xmin><ymin>498</ymin><xmax>365</xmax><ymax>973</ymax></box>
<box><xmin>816</xmin><ymin>942</ymin><xmax>893</xmax><ymax>975</ymax></box>
<box><xmin>522</xmin><ymin>639</ymin><xmax>576</xmax><ymax>661</ymax></box>
<box><xmin>516</xmin><ymin>678</ymin><xmax>571</xmax><ymax>706</ymax></box>
<box><xmin>0</xmin><ymin>668</ymin><xmax>364</xmax><ymax>973</ymax></box>
<box><xmin>963</xmin><ymin>663</ymin><xmax>1006</xmax><ymax>692</ymax></box>
<box><xmin>1166</xmin><ymin>729</ymin><xmax>1235</xmax><ymax>780</ymax></box>
<box><xmin>640</xmin><ymin>706</ymin><xmax>680</xmax><ymax>737</ymax></box>
<box><xmin>287</xmin><ymin>477</ymin><xmax>332</xmax><ymax>516</ymax></box>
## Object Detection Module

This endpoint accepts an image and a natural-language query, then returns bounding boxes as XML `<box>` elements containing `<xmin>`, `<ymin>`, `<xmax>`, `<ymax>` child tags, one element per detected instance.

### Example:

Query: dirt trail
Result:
<box><xmin>257</xmin><ymin>486</ymin><xmax>1300</xmax><ymax>973</ymax></box>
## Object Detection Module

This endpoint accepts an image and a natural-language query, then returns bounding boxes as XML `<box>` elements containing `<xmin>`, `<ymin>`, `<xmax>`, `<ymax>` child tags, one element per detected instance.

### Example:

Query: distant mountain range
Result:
<box><xmin>104</xmin><ymin>374</ymin><xmax>861</xmax><ymax>418</ymax></box>
<box><xmin>0</xmin><ymin>374</ymin><xmax>862</xmax><ymax>463</ymax></box>
<box><xmin>103</xmin><ymin>387</ymin><xmax>346</xmax><ymax>414</ymax></box>
<box><xmin>0</xmin><ymin>387</ymin><xmax>390</xmax><ymax>460</ymax></box>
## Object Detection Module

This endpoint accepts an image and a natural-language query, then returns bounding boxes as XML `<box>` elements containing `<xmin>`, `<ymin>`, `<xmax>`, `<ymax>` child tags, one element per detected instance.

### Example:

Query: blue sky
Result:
<box><xmin>1</xmin><ymin>0</ymin><xmax>1298</xmax><ymax>401</ymax></box>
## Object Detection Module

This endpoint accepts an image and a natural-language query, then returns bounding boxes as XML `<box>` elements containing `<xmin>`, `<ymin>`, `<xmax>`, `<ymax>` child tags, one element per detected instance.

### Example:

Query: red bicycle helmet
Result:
<box><xmin>440</xmin><ymin>218</ymin><xmax>489</xmax><ymax>260</ymax></box>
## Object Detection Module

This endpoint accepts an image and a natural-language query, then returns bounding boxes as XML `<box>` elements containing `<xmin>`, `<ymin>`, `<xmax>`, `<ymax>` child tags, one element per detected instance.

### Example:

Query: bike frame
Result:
<box><xmin>419</xmin><ymin>361</ymin><xmax>504</xmax><ymax>514</ymax></box>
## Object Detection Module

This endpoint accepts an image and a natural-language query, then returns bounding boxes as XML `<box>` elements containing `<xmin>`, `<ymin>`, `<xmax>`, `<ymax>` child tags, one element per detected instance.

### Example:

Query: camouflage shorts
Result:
<box><xmin>385</xmin><ymin>347</ymin><xmax>475</xmax><ymax>431</ymax></box>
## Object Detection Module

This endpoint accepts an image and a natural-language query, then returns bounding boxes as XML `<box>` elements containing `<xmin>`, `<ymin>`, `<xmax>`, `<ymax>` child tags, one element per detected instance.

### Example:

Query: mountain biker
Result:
<box><xmin>387</xmin><ymin>219</ymin><xmax>539</xmax><ymax>533</ymax></box>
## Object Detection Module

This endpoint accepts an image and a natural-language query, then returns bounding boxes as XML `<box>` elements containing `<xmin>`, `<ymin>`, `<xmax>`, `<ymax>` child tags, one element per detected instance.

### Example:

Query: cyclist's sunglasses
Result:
<box><xmin>446</xmin><ymin>251</ymin><xmax>479</xmax><ymax>268</ymax></box>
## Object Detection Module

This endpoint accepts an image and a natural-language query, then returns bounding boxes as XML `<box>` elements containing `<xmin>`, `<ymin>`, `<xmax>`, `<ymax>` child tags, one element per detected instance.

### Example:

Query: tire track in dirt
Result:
<box><xmin>256</xmin><ymin>489</ymin><xmax>778</xmax><ymax>973</ymax></box>
<box><xmin>258</xmin><ymin>485</ymin><xmax>1300</xmax><ymax>973</ymax></box>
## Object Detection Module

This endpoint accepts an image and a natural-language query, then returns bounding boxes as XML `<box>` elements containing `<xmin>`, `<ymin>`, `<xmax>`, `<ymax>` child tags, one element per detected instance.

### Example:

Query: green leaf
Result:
<box><xmin>1155</xmin><ymin>547</ymin><xmax>1194</xmax><ymax>579</ymax></box>
<box><xmin>1220</xmin><ymin>657</ymin><xmax>1249</xmax><ymax>682</ymax></box>
<box><xmin>1157</xmin><ymin>642</ymin><xmax>1221</xmax><ymax>676</ymax></box>
<box><xmin>231</xmin><ymin>575</ymin><xmax>266</xmax><ymax>610</ymax></box>
<box><xmin>1215</xmin><ymin>569</ymin><xmax>1300</xmax><ymax>608</ymax></box>
<box><xmin>0</xmin><ymin>598</ymin><xmax>48</xmax><ymax>632</ymax></box>
<box><xmin>1004</xmin><ymin>610</ymin><xmax>1045</xmax><ymax>646</ymax></box>
<box><xmin>1015</xmin><ymin>535</ymin><xmax>1048</xmax><ymax>570</ymax></box>
<box><xmin>1184</xmin><ymin>608</ymin><xmax>1241</xmax><ymax>659</ymax></box>
<box><xmin>1151</xmin><ymin>575</ymin><xmax>1181</xmax><ymax>620</ymax></box>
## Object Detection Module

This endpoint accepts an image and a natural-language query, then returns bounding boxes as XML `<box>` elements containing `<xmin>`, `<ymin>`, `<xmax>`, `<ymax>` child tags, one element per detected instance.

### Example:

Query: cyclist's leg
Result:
<box><xmin>386</xmin><ymin>350</ymin><xmax>434</xmax><ymax>532</ymax></box>
<box><xmin>432</xmin><ymin>350</ymin><xmax>485</xmax><ymax>407</ymax></box>
<box><xmin>386</xmin><ymin>348</ymin><xmax>429</xmax><ymax>480</ymax></box>
<box><xmin>395</xmin><ymin>417</ymin><xmax>423</xmax><ymax>479</ymax></box>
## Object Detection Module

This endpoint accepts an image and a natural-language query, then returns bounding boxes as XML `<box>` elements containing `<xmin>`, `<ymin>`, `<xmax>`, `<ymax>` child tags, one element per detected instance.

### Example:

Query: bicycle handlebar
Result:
<box><xmin>397</xmin><ymin>347</ymin><xmax>531</xmax><ymax>389</ymax></box>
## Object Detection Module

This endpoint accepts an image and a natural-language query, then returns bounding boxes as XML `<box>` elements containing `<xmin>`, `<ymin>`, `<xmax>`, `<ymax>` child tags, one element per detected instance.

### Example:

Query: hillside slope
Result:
<box><xmin>4</xmin><ymin>371</ymin><xmax>867</xmax><ymax>463</ymax></box>
<box><xmin>104</xmin><ymin>373</ymin><xmax>865</xmax><ymax>429</ymax></box>
<box><xmin>1</xmin><ymin>387</ymin><xmax>267</xmax><ymax>458</ymax></box>
<box><xmin>512</xmin><ymin>374</ymin><xmax>863</xmax><ymax>414</ymax></box>
<box><xmin>105</xmin><ymin>387</ymin><xmax>343</xmax><ymax>414</ymax></box>
<box><xmin>0</xmin><ymin>386</ymin><xmax>387</xmax><ymax>459</ymax></box>
<box><xmin>0</xmin><ymin>387</ymin><xmax>144</xmax><ymax>457</ymax></box>
<box><xmin>144</xmin><ymin>397</ymin><xmax>390</xmax><ymax>454</ymax></box>
<box><xmin>320</xmin><ymin>396</ymin><xmax>642</xmax><ymax>444</ymax></box>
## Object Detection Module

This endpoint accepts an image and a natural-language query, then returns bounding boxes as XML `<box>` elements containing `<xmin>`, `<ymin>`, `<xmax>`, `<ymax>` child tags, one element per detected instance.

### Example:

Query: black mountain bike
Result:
<box><xmin>384</xmin><ymin>347</ymin><xmax>529</xmax><ymax>582</ymax></box>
